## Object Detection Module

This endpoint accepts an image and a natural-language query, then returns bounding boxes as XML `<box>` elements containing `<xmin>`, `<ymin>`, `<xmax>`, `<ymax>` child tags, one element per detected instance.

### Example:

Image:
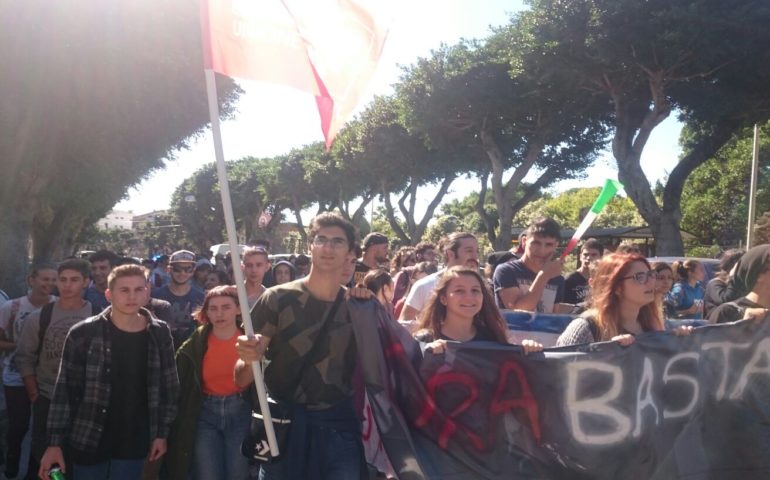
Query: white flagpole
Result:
<box><xmin>204</xmin><ymin>69</ymin><xmax>280</xmax><ymax>456</ymax></box>
<box><xmin>747</xmin><ymin>124</ymin><xmax>760</xmax><ymax>248</ymax></box>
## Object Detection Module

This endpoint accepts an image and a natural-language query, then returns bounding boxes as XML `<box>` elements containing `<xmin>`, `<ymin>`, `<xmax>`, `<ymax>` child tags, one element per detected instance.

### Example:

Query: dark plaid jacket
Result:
<box><xmin>46</xmin><ymin>307</ymin><xmax>179</xmax><ymax>452</ymax></box>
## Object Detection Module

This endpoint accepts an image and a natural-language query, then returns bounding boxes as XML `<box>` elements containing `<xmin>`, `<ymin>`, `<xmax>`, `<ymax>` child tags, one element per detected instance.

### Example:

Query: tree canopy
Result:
<box><xmin>517</xmin><ymin>0</ymin><xmax>770</xmax><ymax>254</ymax></box>
<box><xmin>0</xmin><ymin>0</ymin><xmax>240</xmax><ymax>295</ymax></box>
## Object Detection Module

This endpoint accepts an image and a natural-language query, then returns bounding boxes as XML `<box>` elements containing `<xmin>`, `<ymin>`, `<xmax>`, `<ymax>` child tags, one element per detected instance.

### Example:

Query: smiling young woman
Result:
<box><xmin>412</xmin><ymin>266</ymin><xmax>542</xmax><ymax>354</ymax></box>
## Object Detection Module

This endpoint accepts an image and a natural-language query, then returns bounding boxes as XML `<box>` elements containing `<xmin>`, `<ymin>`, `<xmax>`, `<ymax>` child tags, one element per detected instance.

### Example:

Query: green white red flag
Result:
<box><xmin>200</xmin><ymin>0</ymin><xmax>392</xmax><ymax>148</ymax></box>
<box><xmin>560</xmin><ymin>179</ymin><xmax>624</xmax><ymax>259</ymax></box>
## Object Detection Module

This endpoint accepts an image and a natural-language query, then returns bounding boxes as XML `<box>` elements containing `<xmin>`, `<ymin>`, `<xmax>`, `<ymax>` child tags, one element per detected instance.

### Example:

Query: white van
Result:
<box><xmin>209</xmin><ymin>243</ymin><xmax>247</xmax><ymax>265</ymax></box>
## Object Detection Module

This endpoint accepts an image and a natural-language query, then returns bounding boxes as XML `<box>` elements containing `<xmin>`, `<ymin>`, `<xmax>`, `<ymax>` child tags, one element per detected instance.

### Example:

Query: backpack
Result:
<box><xmin>36</xmin><ymin>302</ymin><xmax>55</xmax><ymax>359</ymax></box>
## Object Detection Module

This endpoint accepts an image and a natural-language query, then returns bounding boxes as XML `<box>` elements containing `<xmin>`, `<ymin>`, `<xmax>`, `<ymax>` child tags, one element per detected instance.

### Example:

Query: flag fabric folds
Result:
<box><xmin>201</xmin><ymin>0</ymin><xmax>391</xmax><ymax>147</ymax></box>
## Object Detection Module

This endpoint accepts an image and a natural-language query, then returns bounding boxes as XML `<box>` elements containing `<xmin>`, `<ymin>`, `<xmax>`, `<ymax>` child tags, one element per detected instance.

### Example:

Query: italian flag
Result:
<box><xmin>560</xmin><ymin>179</ymin><xmax>624</xmax><ymax>259</ymax></box>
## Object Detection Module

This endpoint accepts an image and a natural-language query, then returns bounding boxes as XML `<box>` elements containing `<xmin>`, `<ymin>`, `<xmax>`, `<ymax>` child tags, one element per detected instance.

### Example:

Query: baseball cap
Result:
<box><xmin>363</xmin><ymin>233</ymin><xmax>389</xmax><ymax>250</ymax></box>
<box><xmin>169</xmin><ymin>250</ymin><xmax>196</xmax><ymax>264</ymax></box>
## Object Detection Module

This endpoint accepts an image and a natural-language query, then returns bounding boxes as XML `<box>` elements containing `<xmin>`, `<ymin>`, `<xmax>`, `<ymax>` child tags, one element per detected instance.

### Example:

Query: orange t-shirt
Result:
<box><xmin>202</xmin><ymin>331</ymin><xmax>244</xmax><ymax>396</ymax></box>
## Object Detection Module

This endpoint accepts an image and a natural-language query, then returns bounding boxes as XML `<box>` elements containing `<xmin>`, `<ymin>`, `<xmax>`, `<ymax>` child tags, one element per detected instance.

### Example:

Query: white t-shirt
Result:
<box><xmin>402</xmin><ymin>270</ymin><xmax>443</xmax><ymax>320</ymax></box>
<box><xmin>0</xmin><ymin>295</ymin><xmax>56</xmax><ymax>386</ymax></box>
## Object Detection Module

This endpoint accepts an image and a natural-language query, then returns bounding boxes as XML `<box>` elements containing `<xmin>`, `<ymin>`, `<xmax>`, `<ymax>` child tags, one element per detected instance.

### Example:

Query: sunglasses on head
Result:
<box><xmin>171</xmin><ymin>265</ymin><xmax>194</xmax><ymax>273</ymax></box>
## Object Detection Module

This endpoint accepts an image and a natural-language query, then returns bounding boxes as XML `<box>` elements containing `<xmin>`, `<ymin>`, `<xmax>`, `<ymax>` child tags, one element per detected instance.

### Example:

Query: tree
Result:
<box><xmin>0</xmin><ymin>0</ymin><xmax>241</xmax><ymax>296</ymax></box>
<box><xmin>680</xmin><ymin>122</ymin><xmax>770</xmax><ymax>247</ymax></box>
<box><xmin>171</xmin><ymin>164</ymin><xmax>228</xmax><ymax>252</ymax></box>
<box><xmin>520</xmin><ymin>0</ymin><xmax>770</xmax><ymax>254</ymax></box>
<box><xmin>397</xmin><ymin>31</ymin><xmax>608</xmax><ymax>250</ymax></box>
<box><xmin>513</xmin><ymin>187</ymin><xmax>644</xmax><ymax>229</ymax></box>
<box><xmin>440</xmin><ymin>189</ymin><xmax>500</xmax><ymax>239</ymax></box>
<box><xmin>335</xmin><ymin>96</ymin><xmax>468</xmax><ymax>245</ymax></box>
<box><xmin>171</xmin><ymin>157</ymin><xmax>285</xmax><ymax>253</ymax></box>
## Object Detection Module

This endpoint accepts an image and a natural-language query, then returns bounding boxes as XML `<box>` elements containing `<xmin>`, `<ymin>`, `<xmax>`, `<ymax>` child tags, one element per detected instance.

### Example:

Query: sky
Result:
<box><xmin>116</xmin><ymin>0</ymin><xmax>681</xmax><ymax>217</ymax></box>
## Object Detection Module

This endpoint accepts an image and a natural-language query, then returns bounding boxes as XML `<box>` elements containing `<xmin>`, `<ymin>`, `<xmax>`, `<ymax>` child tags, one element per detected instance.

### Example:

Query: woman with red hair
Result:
<box><xmin>556</xmin><ymin>254</ymin><xmax>691</xmax><ymax>346</ymax></box>
<box><xmin>167</xmin><ymin>286</ymin><xmax>251</xmax><ymax>480</ymax></box>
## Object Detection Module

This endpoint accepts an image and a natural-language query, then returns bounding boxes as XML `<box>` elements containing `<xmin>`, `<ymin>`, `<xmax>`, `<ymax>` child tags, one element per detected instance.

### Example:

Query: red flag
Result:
<box><xmin>201</xmin><ymin>0</ymin><xmax>391</xmax><ymax>148</ymax></box>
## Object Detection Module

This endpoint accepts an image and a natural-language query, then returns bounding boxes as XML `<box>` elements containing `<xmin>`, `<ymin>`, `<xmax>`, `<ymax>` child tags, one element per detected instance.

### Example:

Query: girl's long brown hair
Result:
<box><xmin>588</xmin><ymin>254</ymin><xmax>663</xmax><ymax>341</ymax></box>
<box><xmin>414</xmin><ymin>266</ymin><xmax>508</xmax><ymax>343</ymax></box>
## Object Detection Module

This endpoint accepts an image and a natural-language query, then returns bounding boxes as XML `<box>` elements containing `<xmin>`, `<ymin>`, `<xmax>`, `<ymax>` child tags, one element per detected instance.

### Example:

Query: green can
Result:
<box><xmin>48</xmin><ymin>467</ymin><xmax>66</xmax><ymax>480</ymax></box>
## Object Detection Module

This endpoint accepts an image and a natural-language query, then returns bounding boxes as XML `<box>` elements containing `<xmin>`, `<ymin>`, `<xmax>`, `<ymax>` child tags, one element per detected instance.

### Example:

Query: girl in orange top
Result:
<box><xmin>166</xmin><ymin>286</ymin><xmax>250</xmax><ymax>480</ymax></box>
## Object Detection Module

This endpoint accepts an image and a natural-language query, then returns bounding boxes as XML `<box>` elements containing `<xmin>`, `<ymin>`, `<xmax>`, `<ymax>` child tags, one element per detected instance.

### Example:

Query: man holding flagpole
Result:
<box><xmin>235</xmin><ymin>213</ymin><xmax>364</xmax><ymax>480</ymax></box>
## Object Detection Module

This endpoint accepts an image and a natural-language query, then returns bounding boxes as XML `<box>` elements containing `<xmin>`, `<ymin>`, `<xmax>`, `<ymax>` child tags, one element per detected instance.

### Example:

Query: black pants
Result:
<box><xmin>26</xmin><ymin>395</ymin><xmax>50</xmax><ymax>480</ymax></box>
<box><xmin>5</xmin><ymin>385</ymin><xmax>31</xmax><ymax>474</ymax></box>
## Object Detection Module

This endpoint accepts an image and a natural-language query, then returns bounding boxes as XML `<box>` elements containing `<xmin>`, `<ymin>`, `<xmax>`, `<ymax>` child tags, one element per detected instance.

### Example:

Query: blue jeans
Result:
<box><xmin>193</xmin><ymin>393</ymin><xmax>251</xmax><ymax>480</ymax></box>
<box><xmin>258</xmin><ymin>424</ymin><xmax>364</xmax><ymax>480</ymax></box>
<box><xmin>73</xmin><ymin>458</ymin><xmax>144</xmax><ymax>480</ymax></box>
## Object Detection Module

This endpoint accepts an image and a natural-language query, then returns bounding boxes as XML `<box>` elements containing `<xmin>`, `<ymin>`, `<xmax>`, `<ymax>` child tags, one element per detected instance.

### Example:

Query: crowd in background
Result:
<box><xmin>0</xmin><ymin>212</ymin><xmax>767</xmax><ymax>480</ymax></box>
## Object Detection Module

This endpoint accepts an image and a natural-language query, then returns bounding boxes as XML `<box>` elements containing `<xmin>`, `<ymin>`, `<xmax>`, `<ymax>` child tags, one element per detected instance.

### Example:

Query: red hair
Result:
<box><xmin>588</xmin><ymin>253</ymin><xmax>663</xmax><ymax>341</ymax></box>
<box><xmin>194</xmin><ymin>285</ymin><xmax>239</xmax><ymax>325</ymax></box>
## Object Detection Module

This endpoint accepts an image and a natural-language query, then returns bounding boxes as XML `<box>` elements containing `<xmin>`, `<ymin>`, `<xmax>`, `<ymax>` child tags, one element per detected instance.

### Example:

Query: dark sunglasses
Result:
<box><xmin>171</xmin><ymin>265</ymin><xmax>194</xmax><ymax>273</ymax></box>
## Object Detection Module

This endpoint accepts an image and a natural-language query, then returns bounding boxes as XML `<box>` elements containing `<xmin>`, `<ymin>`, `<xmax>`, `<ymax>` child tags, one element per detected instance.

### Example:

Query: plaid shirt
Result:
<box><xmin>46</xmin><ymin>308</ymin><xmax>180</xmax><ymax>452</ymax></box>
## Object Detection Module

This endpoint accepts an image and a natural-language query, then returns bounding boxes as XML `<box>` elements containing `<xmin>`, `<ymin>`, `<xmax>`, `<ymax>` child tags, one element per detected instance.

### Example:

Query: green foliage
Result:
<box><xmin>440</xmin><ymin>191</ymin><xmax>499</xmax><ymax>234</ymax></box>
<box><xmin>424</xmin><ymin>215</ymin><xmax>462</xmax><ymax>245</ymax></box>
<box><xmin>680</xmin><ymin>122</ymin><xmax>770</xmax><ymax>247</ymax></box>
<box><xmin>518</xmin><ymin>0</ymin><xmax>770</xmax><ymax>254</ymax></box>
<box><xmin>395</xmin><ymin>24</ymin><xmax>609</xmax><ymax>248</ymax></box>
<box><xmin>752</xmin><ymin>212</ymin><xmax>770</xmax><ymax>247</ymax></box>
<box><xmin>370</xmin><ymin>207</ymin><xmax>406</xmax><ymax>244</ymax></box>
<box><xmin>684</xmin><ymin>244</ymin><xmax>722</xmax><ymax>259</ymax></box>
<box><xmin>170</xmin><ymin>156</ymin><xmax>287</xmax><ymax>253</ymax></box>
<box><xmin>0</xmin><ymin>0</ymin><xmax>241</xmax><ymax>294</ymax></box>
<box><xmin>74</xmin><ymin>210</ymin><xmax>192</xmax><ymax>258</ymax></box>
<box><xmin>513</xmin><ymin>187</ymin><xmax>643</xmax><ymax>229</ymax></box>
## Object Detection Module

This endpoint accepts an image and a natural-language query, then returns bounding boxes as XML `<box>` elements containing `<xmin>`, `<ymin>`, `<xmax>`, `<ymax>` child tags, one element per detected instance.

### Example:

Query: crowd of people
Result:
<box><xmin>0</xmin><ymin>212</ymin><xmax>767</xmax><ymax>480</ymax></box>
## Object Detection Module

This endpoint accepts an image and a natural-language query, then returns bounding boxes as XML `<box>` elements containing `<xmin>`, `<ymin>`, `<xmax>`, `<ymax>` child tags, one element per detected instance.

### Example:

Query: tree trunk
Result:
<box><xmin>381</xmin><ymin>183</ymin><xmax>411</xmax><ymax>245</ymax></box>
<box><xmin>473</xmin><ymin>172</ymin><xmax>498</xmax><ymax>246</ymax></box>
<box><xmin>609</xmin><ymin>76</ymin><xmax>677</xmax><ymax>252</ymax></box>
<box><xmin>410</xmin><ymin>175</ymin><xmax>455</xmax><ymax>244</ymax></box>
<box><xmin>480</xmin><ymin>125</ymin><xmax>543</xmax><ymax>250</ymax></box>
<box><xmin>650</xmin><ymin>212</ymin><xmax>685</xmax><ymax>256</ymax></box>
<box><xmin>0</xmin><ymin>209</ymin><xmax>32</xmax><ymax>298</ymax></box>
<box><xmin>351</xmin><ymin>193</ymin><xmax>374</xmax><ymax>226</ymax></box>
<box><xmin>291</xmin><ymin>201</ymin><xmax>308</xmax><ymax>245</ymax></box>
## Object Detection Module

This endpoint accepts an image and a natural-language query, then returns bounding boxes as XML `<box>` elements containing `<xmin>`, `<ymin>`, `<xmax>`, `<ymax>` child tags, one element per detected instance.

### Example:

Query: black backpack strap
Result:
<box><xmin>36</xmin><ymin>302</ymin><xmax>55</xmax><ymax>358</ymax></box>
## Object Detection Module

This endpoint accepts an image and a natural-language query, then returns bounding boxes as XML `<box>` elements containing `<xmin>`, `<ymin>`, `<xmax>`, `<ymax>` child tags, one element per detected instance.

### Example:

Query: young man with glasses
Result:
<box><xmin>151</xmin><ymin>250</ymin><xmax>204</xmax><ymax>348</ymax></box>
<box><xmin>235</xmin><ymin>213</ymin><xmax>366</xmax><ymax>479</ymax></box>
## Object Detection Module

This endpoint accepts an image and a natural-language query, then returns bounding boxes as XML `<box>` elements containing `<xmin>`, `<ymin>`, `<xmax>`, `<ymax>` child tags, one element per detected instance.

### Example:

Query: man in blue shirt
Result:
<box><xmin>151</xmin><ymin>250</ymin><xmax>204</xmax><ymax>347</ymax></box>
